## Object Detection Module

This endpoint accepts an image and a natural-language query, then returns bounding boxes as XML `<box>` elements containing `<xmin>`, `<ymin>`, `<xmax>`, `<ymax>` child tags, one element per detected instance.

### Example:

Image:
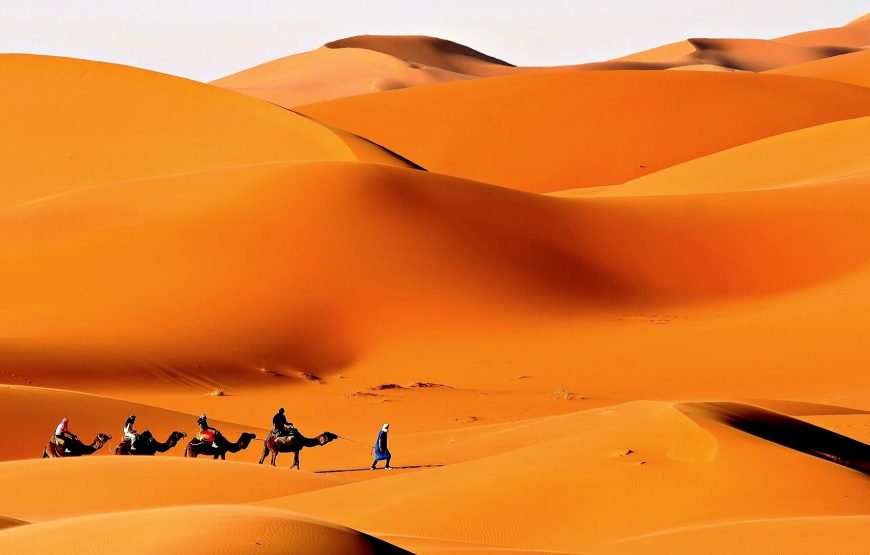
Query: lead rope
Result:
<box><xmin>336</xmin><ymin>434</ymin><xmax>374</xmax><ymax>454</ymax></box>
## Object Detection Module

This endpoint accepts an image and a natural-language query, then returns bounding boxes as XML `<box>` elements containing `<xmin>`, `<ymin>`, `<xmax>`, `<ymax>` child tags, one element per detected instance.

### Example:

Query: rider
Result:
<box><xmin>272</xmin><ymin>408</ymin><xmax>295</xmax><ymax>438</ymax></box>
<box><xmin>54</xmin><ymin>417</ymin><xmax>77</xmax><ymax>444</ymax></box>
<box><xmin>196</xmin><ymin>413</ymin><xmax>219</xmax><ymax>448</ymax></box>
<box><xmin>123</xmin><ymin>415</ymin><xmax>138</xmax><ymax>451</ymax></box>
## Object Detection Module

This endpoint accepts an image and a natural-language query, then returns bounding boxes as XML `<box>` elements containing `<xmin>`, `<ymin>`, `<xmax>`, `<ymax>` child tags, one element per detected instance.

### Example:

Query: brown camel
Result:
<box><xmin>43</xmin><ymin>433</ymin><xmax>112</xmax><ymax>458</ymax></box>
<box><xmin>184</xmin><ymin>432</ymin><xmax>257</xmax><ymax>460</ymax></box>
<box><xmin>114</xmin><ymin>430</ymin><xmax>187</xmax><ymax>456</ymax></box>
<box><xmin>258</xmin><ymin>429</ymin><xmax>338</xmax><ymax>469</ymax></box>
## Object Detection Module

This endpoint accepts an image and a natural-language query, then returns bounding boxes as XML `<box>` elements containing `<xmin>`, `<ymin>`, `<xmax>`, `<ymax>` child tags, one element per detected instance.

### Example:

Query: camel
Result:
<box><xmin>43</xmin><ymin>433</ymin><xmax>112</xmax><ymax>458</ymax></box>
<box><xmin>259</xmin><ymin>429</ymin><xmax>338</xmax><ymax>469</ymax></box>
<box><xmin>184</xmin><ymin>431</ymin><xmax>257</xmax><ymax>460</ymax></box>
<box><xmin>114</xmin><ymin>430</ymin><xmax>186</xmax><ymax>456</ymax></box>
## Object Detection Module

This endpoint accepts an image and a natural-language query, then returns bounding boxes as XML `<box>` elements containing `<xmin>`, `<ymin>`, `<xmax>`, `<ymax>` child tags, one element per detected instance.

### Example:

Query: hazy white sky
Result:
<box><xmin>0</xmin><ymin>1</ymin><xmax>867</xmax><ymax>81</ymax></box>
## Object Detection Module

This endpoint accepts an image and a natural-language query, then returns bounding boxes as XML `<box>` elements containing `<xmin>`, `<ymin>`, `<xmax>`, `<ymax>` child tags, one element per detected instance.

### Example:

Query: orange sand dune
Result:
<box><xmin>5</xmin><ymin>15</ymin><xmax>870</xmax><ymax>554</ymax></box>
<box><xmin>324</xmin><ymin>35</ymin><xmax>514</xmax><ymax>76</ymax></box>
<box><xmin>0</xmin><ymin>457</ymin><xmax>340</xmax><ymax>521</ymax></box>
<box><xmin>212</xmin><ymin>46</ymin><xmax>474</xmax><ymax>107</ymax></box>
<box><xmin>0</xmin><ymin>54</ymin><xmax>413</xmax><ymax>209</ymax></box>
<box><xmin>675</xmin><ymin>38</ymin><xmax>857</xmax><ymax>71</ymax></box>
<box><xmin>777</xmin><ymin>12</ymin><xmax>870</xmax><ymax>47</ymax></box>
<box><xmin>4</xmin><ymin>161</ymin><xmax>870</xmax><ymax>393</ymax></box>
<box><xmin>617</xmin><ymin>37</ymin><xmax>858</xmax><ymax>70</ymax></box>
<box><xmin>260</xmin><ymin>401</ymin><xmax>870</xmax><ymax>553</ymax></box>
<box><xmin>298</xmin><ymin>71</ymin><xmax>870</xmax><ymax>192</ymax></box>
<box><xmin>602</xmin><ymin>516</ymin><xmax>870</xmax><ymax>554</ymax></box>
<box><xmin>212</xmin><ymin>35</ymin><xmax>516</xmax><ymax>107</ymax></box>
<box><xmin>0</xmin><ymin>505</ymin><xmax>409</xmax><ymax>555</ymax></box>
<box><xmin>615</xmin><ymin>40</ymin><xmax>696</xmax><ymax>62</ymax></box>
<box><xmin>217</xmin><ymin>33</ymin><xmax>862</xmax><ymax>109</ymax></box>
<box><xmin>0</xmin><ymin>385</ymin><xmax>275</xmax><ymax>461</ymax></box>
<box><xmin>555</xmin><ymin>115</ymin><xmax>870</xmax><ymax>198</ymax></box>
<box><xmin>768</xmin><ymin>48</ymin><xmax>870</xmax><ymax>88</ymax></box>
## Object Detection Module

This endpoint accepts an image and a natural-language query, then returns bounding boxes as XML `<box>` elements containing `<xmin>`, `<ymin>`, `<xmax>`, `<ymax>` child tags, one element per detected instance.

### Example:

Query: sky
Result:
<box><xmin>0</xmin><ymin>1</ymin><xmax>867</xmax><ymax>82</ymax></box>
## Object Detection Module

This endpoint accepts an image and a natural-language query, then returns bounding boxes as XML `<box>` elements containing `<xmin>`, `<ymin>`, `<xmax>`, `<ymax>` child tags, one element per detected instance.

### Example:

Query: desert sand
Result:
<box><xmin>1</xmin><ymin>9</ymin><xmax>869</xmax><ymax>555</ymax></box>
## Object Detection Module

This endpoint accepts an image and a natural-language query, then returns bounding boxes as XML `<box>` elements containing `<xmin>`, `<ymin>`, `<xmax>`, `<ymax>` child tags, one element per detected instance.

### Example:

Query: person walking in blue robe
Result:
<box><xmin>371</xmin><ymin>422</ymin><xmax>392</xmax><ymax>470</ymax></box>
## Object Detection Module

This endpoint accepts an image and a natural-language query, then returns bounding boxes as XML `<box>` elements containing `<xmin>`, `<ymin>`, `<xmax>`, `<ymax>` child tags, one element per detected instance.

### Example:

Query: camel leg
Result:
<box><xmin>259</xmin><ymin>444</ymin><xmax>268</xmax><ymax>464</ymax></box>
<box><xmin>271</xmin><ymin>449</ymin><xmax>277</xmax><ymax>467</ymax></box>
<box><xmin>292</xmin><ymin>450</ymin><xmax>300</xmax><ymax>470</ymax></box>
<box><xmin>42</xmin><ymin>447</ymin><xmax>49</xmax><ymax>459</ymax></box>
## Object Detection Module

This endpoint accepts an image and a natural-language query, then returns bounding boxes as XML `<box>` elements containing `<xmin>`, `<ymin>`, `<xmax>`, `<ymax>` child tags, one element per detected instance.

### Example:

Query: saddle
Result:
<box><xmin>273</xmin><ymin>429</ymin><xmax>296</xmax><ymax>444</ymax></box>
<box><xmin>194</xmin><ymin>430</ymin><xmax>216</xmax><ymax>443</ymax></box>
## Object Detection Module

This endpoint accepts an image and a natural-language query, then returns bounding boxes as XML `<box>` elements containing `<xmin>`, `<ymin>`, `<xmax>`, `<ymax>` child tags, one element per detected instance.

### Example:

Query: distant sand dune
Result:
<box><xmin>298</xmin><ymin>71</ymin><xmax>870</xmax><ymax>192</ymax></box>
<box><xmin>555</xmin><ymin>116</ymin><xmax>870</xmax><ymax>197</ymax></box>
<box><xmin>215</xmin><ymin>32</ymin><xmax>866</xmax><ymax>107</ymax></box>
<box><xmin>768</xmin><ymin>49</ymin><xmax>870</xmax><ymax>88</ymax></box>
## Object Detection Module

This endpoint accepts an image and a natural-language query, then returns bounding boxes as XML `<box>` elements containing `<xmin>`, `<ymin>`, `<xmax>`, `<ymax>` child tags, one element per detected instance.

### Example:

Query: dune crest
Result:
<box><xmin>325</xmin><ymin>35</ymin><xmax>514</xmax><ymax>73</ymax></box>
<box><xmin>0</xmin><ymin>505</ymin><xmax>410</xmax><ymax>555</ymax></box>
<box><xmin>299</xmin><ymin>71</ymin><xmax>870</xmax><ymax>192</ymax></box>
<box><xmin>768</xmin><ymin>49</ymin><xmax>870</xmax><ymax>88</ymax></box>
<box><xmin>555</xmin><ymin>116</ymin><xmax>870</xmax><ymax>198</ymax></box>
<box><xmin>0</xmin><ymin>54</ymin><xmax>412</xmax><ymax>209</ymax></box>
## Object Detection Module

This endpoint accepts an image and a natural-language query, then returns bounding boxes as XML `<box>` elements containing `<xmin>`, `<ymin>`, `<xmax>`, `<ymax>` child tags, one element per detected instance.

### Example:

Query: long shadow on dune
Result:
<box><xmin>679</xmin><ymin>402</ymin><xmax>870</xmax><ymax>475</ymax></box>
<box><xmin>315</xmin><ymin>464</ymin><xmax>443</xmax><ymax>474</ymax></box>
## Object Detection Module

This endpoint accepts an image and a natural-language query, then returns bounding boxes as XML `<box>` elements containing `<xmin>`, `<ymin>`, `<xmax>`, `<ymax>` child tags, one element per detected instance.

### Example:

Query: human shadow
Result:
<box><xmin>315</xmin><ymin>464</ymin><xmax>444</xmax><ymax>474</ymax></box>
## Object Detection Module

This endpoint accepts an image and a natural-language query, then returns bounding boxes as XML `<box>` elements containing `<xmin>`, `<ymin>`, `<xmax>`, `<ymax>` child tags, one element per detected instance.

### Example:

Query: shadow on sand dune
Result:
<box><xmin>315</xmin><ymin>464</ymin><xmax>444</xmax><ymax>474</ymax></box>
<box><xmin>680</xmin><ymin>402</ymin><xmax>870</xmax><ymax>475</ymax></box>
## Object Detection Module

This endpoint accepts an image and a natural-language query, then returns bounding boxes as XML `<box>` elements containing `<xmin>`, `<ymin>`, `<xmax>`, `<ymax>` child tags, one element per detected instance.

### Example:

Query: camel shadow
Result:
<box><xmin>315</xmin><ymin>464</ymin><xmax>444</xmax><ymax>474</ymax></box>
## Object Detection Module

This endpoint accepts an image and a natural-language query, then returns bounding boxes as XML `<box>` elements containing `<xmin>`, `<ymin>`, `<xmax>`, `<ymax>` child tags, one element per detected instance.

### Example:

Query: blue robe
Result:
<box><xmin>373</xmin><ymin>430</ymin><xmax>390</xmax><ymax>460</ymax></box>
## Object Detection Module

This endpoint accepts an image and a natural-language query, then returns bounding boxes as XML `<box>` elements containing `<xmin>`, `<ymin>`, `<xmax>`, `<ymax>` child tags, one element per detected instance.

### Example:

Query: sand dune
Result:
<box><xmin>0</xmin><ymin>385</ymin><xmax>275</xmax><ymax>461</ymax></box>
<box><xmin>768</xmin><ymin>49</ymin><xmax>870</xmax><ymax>88</ymax></box>
<box><xmin>260</xmin><ymin>401</ymin><xmax>870</xmax><ymax>552</ymax></box>
<box><xmin>555</xmin><ymin>116</ymin><xmax>870</xmax><ymax>198</ymax></box>
<box><xmin>0</xmin><ymin>457</ymin><xmax>340</xmax><ymax>521</ymax></box>
<box><xmin>675</xmin><ymin>38</ymin><xmax>857</xmax><ymax>71</ymax></box>
<box><xmin>325</xmin><ymin>35</ymin><xmax>514</xmax><ymax>75</ymax></box>
<box><xmin>615</xmin><ymin>40</ymin><xmax>696</xmax><ymax>62</ymax></box>
<box><xmin>298</xmin><ymin>71</ymin><xmax>870</xmax><ymax>192</ymax></box>
<box><xmin>5</xmin><ymin>161</ymin><xmax>870</xmax><ymax>393</ymax></box>
<box><xmin>681</xmin><ymin>402</ymin><xmax>870</xmax><ymax>474</ymax></box>
<box><xmin>0</xmin><ymin>54</ymin><xmax>413</xmax><ymax>209</ymax></box>
<box><xmin>0</xmin><ymin>505</ymin><xmax>409</xmax><ymax>555</ymax></box>
<box><xmin>216</xmin><ymin>32</ymin><xmax>864</xmax><ymax>108</ymax></box>
<box><xmin>849</xmin><ymin>12</ymin><xmax>870</xmax><ymax>27</ymax></box>
<box><xmin>4</xmin><ymin>12</ymin><xmax>870</xmax><ymax>555</ymax></box>
<box><xmin>212</xmin><ymin>46</ymin><xmax>474</xmax><ymax>107</ymax></box>
<box><xmin>777</xmin><ymin>12</ymin><xmax>870</xmax><ymax>47</ymax></box>
<box><xmin>602</xmin><ymin>515</ymin><xmax>870</xmax><ymax>554</ymax></box>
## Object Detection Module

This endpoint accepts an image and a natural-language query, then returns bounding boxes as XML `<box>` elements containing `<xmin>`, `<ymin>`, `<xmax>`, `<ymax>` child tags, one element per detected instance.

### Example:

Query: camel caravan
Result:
<box><xmin>42</xmin><ymin>409</ymin><xmax>362</xmax><ymax>471</ymax></box>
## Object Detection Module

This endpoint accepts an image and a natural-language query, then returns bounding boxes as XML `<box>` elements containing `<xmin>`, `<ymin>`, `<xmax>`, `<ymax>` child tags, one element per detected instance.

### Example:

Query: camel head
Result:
<box><xmin>240</xmin><ymin>432</ymin><xmax>257</xmax><ymax>446</ymax></box>
<box><xmin>96</xmin><ymin>433</ymin><xmax>112</xmax><ymax>445</ymax></box>
<box><xmin>318</xmin><ymin>432</ymin><xmax>338</xmax><ymax>445</ymax></box>
<box><xmin>169</xmin><ymin>431</ymin><xmax>187</xmax><ymax>445</ymax></box>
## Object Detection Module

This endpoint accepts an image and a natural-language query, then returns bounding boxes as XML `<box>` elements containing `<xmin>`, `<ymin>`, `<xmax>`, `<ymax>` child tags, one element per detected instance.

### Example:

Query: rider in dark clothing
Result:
<box><xmin>272</xmin><ymin>408</ymin><xmax>294</xmax><ymax>437</ymax></box>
